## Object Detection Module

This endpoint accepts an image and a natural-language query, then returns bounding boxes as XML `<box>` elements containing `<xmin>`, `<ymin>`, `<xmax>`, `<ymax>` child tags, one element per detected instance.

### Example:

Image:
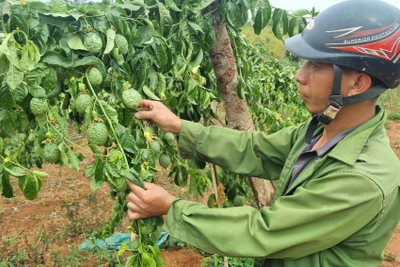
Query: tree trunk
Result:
<box><xmin>208</xmin><ymin>10</ymin><xmax>275</xmax><ymax>207</ymax></box>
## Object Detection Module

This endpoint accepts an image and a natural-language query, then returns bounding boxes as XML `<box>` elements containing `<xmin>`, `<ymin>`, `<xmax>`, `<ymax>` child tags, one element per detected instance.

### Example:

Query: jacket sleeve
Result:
<box><xmin>178</xmin><ymin>120</ymin><xmax>304</xmax><ymax>179</ymax></box>
<box><xmin>164</xmin><ymin>171</ymin><xmax>383</xmax><ymax>259</ymax></box>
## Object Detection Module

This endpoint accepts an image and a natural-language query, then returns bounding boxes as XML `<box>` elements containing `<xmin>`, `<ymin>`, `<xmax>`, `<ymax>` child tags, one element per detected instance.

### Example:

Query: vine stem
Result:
<box><xmin>210</xmin><ymin>163</ymin><xmax>229</xmax><ymax>267</ymax></box>
<box><xmin>85</xmin><ymin>71</ymin><xmax>130</xmax><ymax>168</ymax></box>
<box><xmin>210</xmin><ymin>164</ymin><xmax>221</xmax><ymax>208</ymax></box>
<box><xmin>0</xmin><ymin>154</ymin><xmax>34</xmax><ymax>174</ymax></box>
<box><xmin>46</xmin><ymin>119</ymin><xmax>105</xmax><ymax>158</ymax></box>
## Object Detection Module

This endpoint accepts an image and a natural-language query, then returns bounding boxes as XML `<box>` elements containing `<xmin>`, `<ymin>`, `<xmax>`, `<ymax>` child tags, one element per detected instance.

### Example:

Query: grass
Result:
<box><xmin>240</xmin><ymin>23</ymin><xmax>286</xmax><ymax>60</ymax></box>
<box><xmin>0</xmin><ymin>234</ymin><xmax>118</xmax><ymax>267</ymax></box>
<box><xmin>388</xmin><ymin>112</ymin><xmax>400</xmax><ymax>121</ymax></box>
<box><xmin>49</xmin><ymin>249</ymin><xmax>118</xmax><ymax>267</ymax></box>
<box><xmin>379</xmin><ymin>88</ymin><xmax>400</xmax><ymax>111</ymax></box>
<box><xmin>384</xmin><ymin>252</ymin><xmax>399</xmax><ymax>263</ymax></box>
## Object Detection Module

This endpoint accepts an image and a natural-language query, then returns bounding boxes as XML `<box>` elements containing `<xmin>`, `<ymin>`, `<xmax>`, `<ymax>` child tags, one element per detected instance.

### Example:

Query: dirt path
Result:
<box><xmin>381</xmin><ymin>120</ymin><xmax>400</xmax><ymax>266</ymax></box>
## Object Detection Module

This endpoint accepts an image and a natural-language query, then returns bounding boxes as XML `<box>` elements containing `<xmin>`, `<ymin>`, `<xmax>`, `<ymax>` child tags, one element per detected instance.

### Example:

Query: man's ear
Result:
<box><xmin>347</xmin><ymin>72</ymin><xmax>372</xmax><ymax>96</ymax></box>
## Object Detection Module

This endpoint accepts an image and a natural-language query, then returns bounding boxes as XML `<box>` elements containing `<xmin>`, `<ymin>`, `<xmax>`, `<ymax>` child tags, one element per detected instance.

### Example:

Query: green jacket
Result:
<box><xmin>164</xmin><ymin>106</ymin><xmax>400</xmax><ymax>267</ymax></box>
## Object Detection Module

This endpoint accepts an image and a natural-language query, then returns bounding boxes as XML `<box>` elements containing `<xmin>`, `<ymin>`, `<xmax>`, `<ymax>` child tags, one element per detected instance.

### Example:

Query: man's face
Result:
<box><xmin>295</xmin><ymin>61</ymin><xmax>335</xmax><ymax>115</ymax></box>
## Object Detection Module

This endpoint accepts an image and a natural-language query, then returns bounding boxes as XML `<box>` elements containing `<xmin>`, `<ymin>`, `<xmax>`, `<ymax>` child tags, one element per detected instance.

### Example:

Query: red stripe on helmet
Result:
<box><xmin>329</xmin><ymin>27</ymin><xmax>400</xmax><ymax>61</ymax></box>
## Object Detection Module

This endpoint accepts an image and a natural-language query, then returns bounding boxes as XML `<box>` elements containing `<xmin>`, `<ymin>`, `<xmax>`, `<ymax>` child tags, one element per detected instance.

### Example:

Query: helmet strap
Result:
<box><xmin>319</xmin><ymin>64</ymin><xmax>344</xmax><ymax>124</ymax></box>
<box><xmin>304</xmin><ymin>65</ymin><xmax>343</xmax><ymax>143</ymax></box>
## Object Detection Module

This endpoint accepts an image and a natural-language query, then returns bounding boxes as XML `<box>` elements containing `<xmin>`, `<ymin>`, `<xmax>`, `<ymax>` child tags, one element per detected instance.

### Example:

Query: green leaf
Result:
<box><xmin>73</xmin><ymin>56</ymin><xmax>103</xmax><ymax>67</ymax></box>
<box><xmin>105</xmin><ymin>162</ymin><xmax>120</xmax><ymax>178</ymax></box>
<box><xmin>131</xmin><ymin>26</ymin><xmax>153</xmax><ymax>46</ymax></box>
<box><xmin>98</xmin><ymin>100</ymin><xmax>119</xmax><ymax>123</ymax></box>
<box><xmin>67</xmin><ymin>10</ymin><xmax>83</xmax><ymax>21</ymax></box>
<box><xmin>31</xmin><ymin>24</ymin><xmax>50</xmax><ymax>55</ymax></box>
<box><xmin>67</xmin><ymin>147</ymin><xmax>81</xmax><ymax>170</ymax></box>
<box><xmin>188</xmin><ymin>21</ymin><xmax>204</xmax><ymax>33</ymax></box>
<box><xmin>0</xmin><ymin>33</ymin><xmax>22</xmax><ymax>67</ymax></box>
<box><xmin>192</xmin><ymin>0</ymin><xmax>215</xmax><ymax>11</ymax></box>
<box><xmin>39</xmin><ymin>13</ymin><xmax>74</xmax><ymax>28</ymax></box>
<box><xmin>123</xmin><ymin>168</ymin><xmax>144</xmax><ymax>188</ymax></box>
<box><xmin>282</xmin><ymin>11</ymin><xmax>289</xmax><ymax>35</ymax></box>
<box><xmin>143</xmin><ymin>85</ymin><xmax>161</xmax><ymax>101</ymax></box>
<box><xmin>136</xmin><ymin>57</ymin><xmax>148</xmax><ymax>86</ymax></box>
<box><xmin>165</xmin><ymin>0</ymin><xmax>181</xmax><ymax>11</ymax></box>
<box><xmin>288</xmin><ymin>15</ymin><xmax>308</xmax><ymax>36</ymax></box>
<box><xmin>40</xmin><ymin>12</ymin><xmax>71</xmax><ymax>18</ymax></box>
<box><xmin>12</xmin><ymin>84</ymin><xmax>29</xmax><ymax>103</ymax></box>
<box><xmin>94</xmin><ymin>158</ymin><xmax>105</xmax><ymax>183</ymax></box>
<box><xmin>0</xmin><ymin>55</ymin><xmax>8</xmax><ymax>74</ymax></box>
<box><xmin>67</xmin><ymin>33</ymin><xmax>88</xmax><ymax>51</ymax></box>
<box><xmin>0</xmin><ymin>168</ymin><xmax>14</xmax><ymax>198</ymax></box>
<box><xmin>125</xmin><ymin>254</ymin><xmax>140</xmax><ymax>266</ymax></box>
<box><xmin>28</xmin><ymin>84</ymin><xmax>47</xmax><ymax>98</ymax></box>
<box><xmin>90</xmin><ymin>176</ymin><xmax>104</xmax><ymax>191</ymax></box>
<box><xmin>222</xmin><ymin>1</ymin><xmax>248</xmax><ymax>28</ymax></box>
<box><xmin>4</xmin><ymin>165</ymin><xmax>28</xmax><ymax>177</ymax></box>
<box><xmin>104</xmin><ymin>28</ymin><xmax>116</xmax><ymax>55</ymax></box>
<box><xmin>85</xmin><ymin>163</ymin><xmax>95</xmax><ymax>177</ymax></box>
<box><xmin>142</xmin><ymin>252</ymin><xmax>156</xmax><ymax>267</ymax></box>
<box><xmin>207</xmin><ymin>193</ymin><xmax>217</xmax><ymax>208</ymax></box>
<box><xmin>115</xmin><ymin>124</ymin><xmax>136</xmax><ymax>154</ymax></box>
<box><xmin>42</xmin><ymin>68</ymin><xmax>58</xmax><ymax>95</ymax></box>
<box><xmin>115</xmin><ymin>3</ymin><xmax>142</xmax><ymax>12</ymax></box>
<box><xmin>6</xmin><ymin>65</ymin><xmax>24</xmax><ymax>89</ymax></box>
<box><xmin>42</xmin><ymin>51</ymin><xmax>73</xmax><ymax>68</ymax></box>
<box><xmin>10</xmin><ymin>6</ymin><xmax>29</xmax><ymax>34</ymax></box>
<box><xmin>117</xmin><ymin>242</ymin><xmax>127</xmax><ymax>256</ymax></box>
<box><xmin>174</xmin><ymin>165</ymin><xmax>188</xmax><ymax>186</ymax></box>
<box><xmin>153</xmin><ymin>245</ymin><xmax>164</xmax><ymax>267</ymax></box>
<box><xmin>148</xmin><ymin>68</ymin><xmax>158</xmax><ymax>90</ymax></box>
<box><xmin>272</xmin><ymin>8</ymin><xmax>284</xmax><ymax>41</ymax></box>
<box><xmin>0</xmin><ymin>110</ymin><xmax>17</xmax><ymax>137</ymax></box>
<box><xmin>42</xmin><ymin>52</ymin><xmax>102</xmax><ymax>68</ymax></box>
<box><xmin>151</xmin><ymin>39</ymin><xmax>170</xmax><ymax>71</ymax></box>
<box><xmin>32</xmin><ymin>170</ymin><xmax>48</xmax><ymax>179</ymax></box>
<box><xmin>291</xmin><ymin>8</ymin><xmax>311</xmax><ymax>17</ymax></box>
<box><xmin>20</xmin><ymin>41</ymin><xmax>41</xmax><ymax>71</ymax></box>
<box><xmin>156</xmin><ymin>73</ymin><xmax>166</xmax><ymax>94</ymax></box>
<box><xmin>158</xmin><ymin>3</ymin><xmax>172</xmax><ymax>36</ymax></box>
<box><xmin>21</xmin><ymin>174</ymin><xmax>39</xmax><ymax>200</ymax></box>
<box><xmin>193</xmin><ymin>49</ymin><xmax>203</xmax><ymax>66</ymax></box>
<box><xmin>15</xmin><ymin>107</ymin><xmax>29</xmax><ymax>132</ymax></box>
<box><xmin>253</xmin><ymin>0</ymin><xmax>271</xmax><ymax>35</ymax></box>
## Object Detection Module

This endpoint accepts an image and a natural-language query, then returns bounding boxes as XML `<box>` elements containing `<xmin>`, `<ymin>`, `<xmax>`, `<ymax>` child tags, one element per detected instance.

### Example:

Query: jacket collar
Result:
<box><xmin>326</xmin><ymin>106</ymin><xmax>386</xmax><ymax>166</ymax></box>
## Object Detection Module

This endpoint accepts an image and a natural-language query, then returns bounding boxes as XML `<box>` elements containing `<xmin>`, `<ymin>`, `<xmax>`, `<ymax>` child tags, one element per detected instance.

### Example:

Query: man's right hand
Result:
<box><xmin>135</xmin><ymin>100</ymin><xmax>182</xmax><ymax>135</ymax></box>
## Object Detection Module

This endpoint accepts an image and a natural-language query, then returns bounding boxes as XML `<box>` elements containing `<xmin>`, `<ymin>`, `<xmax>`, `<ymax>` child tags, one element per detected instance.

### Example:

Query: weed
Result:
<box><xmin>49</xmin><ymin>249</ymin><xmax>121</xmax><ymax>266</ymax></box>
<box><xmin>23</xmin><ymin>235</ymin><xmax>48</xmax><ymax>264</ymax></box>
<box><xmin>201</xmin><ymin>254</ymin><xmax>254</xmax><ymax>267</ymax></box>
<box><xmin>61</xmin><ymin>192</ymin><xmax>110</xmax><ymax>238</ymax></box>
<box><xmin>61</xmin><ymin>200</ymin><xmax>87</xmax><ymax>237</ymax></box>
<box><xmin>395</xmin><ymin>141</ymin><xmax>400</xmax><ymax>149</ymax></box>
<box><xmin>0</xmin><ymin>232</ymin><xmax>49</xmax><ymax>266</ymax></box>
<box><xmin>241</xmin><ymin>23</ymin><xmax>285</xmax><ymax>60</ymax></box>
<box><xmin>0</xmin><ymin>237</ymin><xmax>25</xmax><ymax>264</ymax></box>
<box><xmin>384</xmin><ymin>252</ymin><xmax>397</xmax><ymax>262</ymax></box>
<box><xmin>387</xmin><ymin>111</ymin><xmax>400</xmax><ymax>121</ymax></box>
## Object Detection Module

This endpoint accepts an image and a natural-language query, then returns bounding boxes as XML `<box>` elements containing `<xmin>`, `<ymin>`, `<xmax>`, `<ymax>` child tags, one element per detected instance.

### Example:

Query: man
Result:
<box><xmin>126</xmin><ymin>0</ymin><xmax>400</xmax><ymax>266</ymax></box>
